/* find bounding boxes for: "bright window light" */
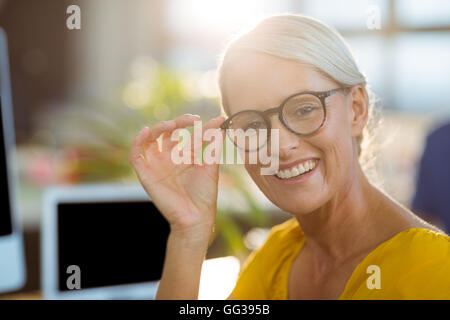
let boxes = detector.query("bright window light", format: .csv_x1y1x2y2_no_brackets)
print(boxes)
167,0,292,36
198,256,240,300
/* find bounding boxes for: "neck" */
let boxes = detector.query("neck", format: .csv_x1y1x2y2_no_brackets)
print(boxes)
295,165,383,262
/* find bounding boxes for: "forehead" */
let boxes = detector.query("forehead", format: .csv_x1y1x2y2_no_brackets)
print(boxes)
222,52,336,115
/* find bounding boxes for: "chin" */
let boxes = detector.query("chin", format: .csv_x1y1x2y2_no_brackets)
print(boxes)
258,183,328,215
276,197,325,216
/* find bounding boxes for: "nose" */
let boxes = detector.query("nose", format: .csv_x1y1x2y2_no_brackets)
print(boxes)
268,114,300,159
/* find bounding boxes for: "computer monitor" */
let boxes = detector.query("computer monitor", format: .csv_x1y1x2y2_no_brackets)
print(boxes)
0,27,26,293
41,184,170,299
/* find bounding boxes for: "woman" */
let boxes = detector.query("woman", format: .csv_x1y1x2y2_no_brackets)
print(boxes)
129,14,450,299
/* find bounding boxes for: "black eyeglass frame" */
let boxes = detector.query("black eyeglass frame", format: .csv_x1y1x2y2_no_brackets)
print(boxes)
220,87,347,141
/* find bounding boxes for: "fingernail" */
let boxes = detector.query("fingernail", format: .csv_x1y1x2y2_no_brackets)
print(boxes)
185,113,200,118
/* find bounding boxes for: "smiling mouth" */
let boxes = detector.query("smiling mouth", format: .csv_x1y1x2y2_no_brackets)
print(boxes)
274,159,318,180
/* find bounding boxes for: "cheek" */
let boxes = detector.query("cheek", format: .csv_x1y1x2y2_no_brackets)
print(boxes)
244,163,260,180
244,163,273,192
315,114,355,183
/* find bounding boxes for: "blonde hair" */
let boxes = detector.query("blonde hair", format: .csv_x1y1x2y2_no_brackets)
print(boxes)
217,13,379,174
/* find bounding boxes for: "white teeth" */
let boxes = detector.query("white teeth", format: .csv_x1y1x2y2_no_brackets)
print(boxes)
275,160,317,179
298,164,305,174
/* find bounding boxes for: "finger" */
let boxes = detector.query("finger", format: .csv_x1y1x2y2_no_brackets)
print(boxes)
201,117,226,173
203,115,226,130
129,126,151,170
200,116,226,149
163,128,185,154
144,114,200,155
141,120,176,156
191,116,226,165
203,131,225,167
161,114,200,152
146,120,176,144
173,113,201,127
159,115,225,165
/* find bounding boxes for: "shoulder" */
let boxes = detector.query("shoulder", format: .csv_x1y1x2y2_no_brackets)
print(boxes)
402,228,450,271
231,218,303,299
385,227,450,261
369,227,450,274
346,228,450,299
388,228,450,298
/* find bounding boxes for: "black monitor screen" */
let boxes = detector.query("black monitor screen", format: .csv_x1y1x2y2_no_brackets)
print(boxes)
57,201,170,291
0,99,13,237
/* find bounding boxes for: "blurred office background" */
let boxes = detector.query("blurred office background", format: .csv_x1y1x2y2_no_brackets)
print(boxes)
0,0,449,298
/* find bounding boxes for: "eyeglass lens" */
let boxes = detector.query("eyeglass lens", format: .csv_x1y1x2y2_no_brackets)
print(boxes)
226,93,325,151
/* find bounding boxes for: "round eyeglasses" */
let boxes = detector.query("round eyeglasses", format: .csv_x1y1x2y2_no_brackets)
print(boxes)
220,87,347,151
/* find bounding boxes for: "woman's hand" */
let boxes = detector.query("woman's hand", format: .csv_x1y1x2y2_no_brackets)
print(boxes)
129,114,225,243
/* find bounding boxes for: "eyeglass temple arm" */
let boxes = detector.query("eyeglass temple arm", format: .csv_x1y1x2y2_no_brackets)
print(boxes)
317,87,346,99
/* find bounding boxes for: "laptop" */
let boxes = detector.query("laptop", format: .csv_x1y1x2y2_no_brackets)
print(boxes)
0,27,26,294
41,183,170,299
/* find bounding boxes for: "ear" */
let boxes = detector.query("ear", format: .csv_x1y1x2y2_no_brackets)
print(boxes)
348,85,369,138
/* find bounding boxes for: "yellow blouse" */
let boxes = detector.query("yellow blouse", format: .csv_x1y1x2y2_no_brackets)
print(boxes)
231,218,450,299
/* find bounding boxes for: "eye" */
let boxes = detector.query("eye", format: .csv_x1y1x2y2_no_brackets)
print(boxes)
295,105,315,116
244,120,264,131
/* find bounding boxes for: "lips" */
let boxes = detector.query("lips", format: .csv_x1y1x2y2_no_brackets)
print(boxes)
275,159,318,179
